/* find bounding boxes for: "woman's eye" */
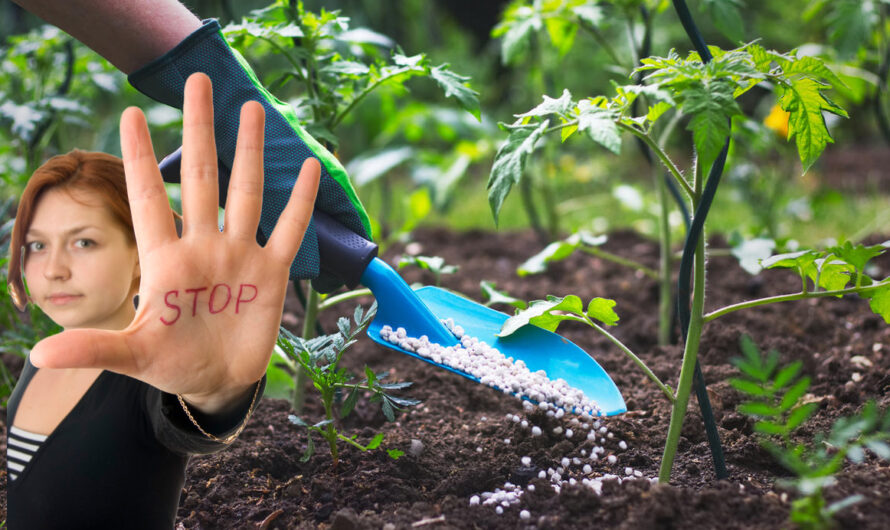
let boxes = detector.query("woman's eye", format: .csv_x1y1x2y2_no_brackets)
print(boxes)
74,239,95,249
26,241,44,252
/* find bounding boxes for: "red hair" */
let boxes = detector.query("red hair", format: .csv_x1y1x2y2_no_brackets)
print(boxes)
7,150,134,311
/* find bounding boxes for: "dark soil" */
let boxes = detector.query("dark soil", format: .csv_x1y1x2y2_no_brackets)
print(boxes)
2,227,889,529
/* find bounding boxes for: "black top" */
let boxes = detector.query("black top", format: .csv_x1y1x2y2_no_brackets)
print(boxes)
6,358,264,529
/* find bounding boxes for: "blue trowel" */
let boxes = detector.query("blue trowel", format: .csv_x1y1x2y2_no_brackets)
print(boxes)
160,149,625,415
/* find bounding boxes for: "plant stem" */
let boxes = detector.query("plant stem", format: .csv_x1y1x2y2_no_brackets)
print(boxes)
655,169,673,345
579,22,626,68
321,391,339,467
585,318,675,403
703,280,890,323
659,222,706,483
293,286,321,412
578,246,659,280
318,288,373,312
618,122,694,199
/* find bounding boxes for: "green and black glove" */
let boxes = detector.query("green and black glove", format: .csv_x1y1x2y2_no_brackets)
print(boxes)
129,19,371,293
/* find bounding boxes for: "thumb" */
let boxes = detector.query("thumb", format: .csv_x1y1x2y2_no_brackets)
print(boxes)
30,329,136,374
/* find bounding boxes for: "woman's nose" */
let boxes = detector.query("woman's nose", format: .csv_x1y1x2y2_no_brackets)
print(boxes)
43,248,72,280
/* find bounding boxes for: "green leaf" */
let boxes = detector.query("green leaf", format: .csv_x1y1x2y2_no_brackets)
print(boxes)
430,64,481,120
646,101,673,125
865,284,890,324
546,16,578,57
586,298,620,326
488,120,549,226
772,360,803,391
288,414,308,427
828,241,887,275
322,60,370,76
300,434,315,463
576,100,621,154
784,56,847,92
517,239,579,276
366,432,385,450
516,89,574,120
573,5,604,27
824,1,881,59
810,258,853,292
381,398,395,422
684,80,738,171
480,281,528,309
739,402,781,417
826,494,865,516
780,77,838,172
754,420,788,436
498,294,585,337
398,255,459,278
386,395,422,407
787,403,818,432
341,387,359,418
865,440,890,460
346,146,414,186
729,378,771,397
847,444,866,463
780,377,811,412
387,448,405,459
761,250,815,270
264,355,295,400
702,0,745,43
497,11,540,65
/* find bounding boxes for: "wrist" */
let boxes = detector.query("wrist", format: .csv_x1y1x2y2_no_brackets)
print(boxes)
180,383,256,415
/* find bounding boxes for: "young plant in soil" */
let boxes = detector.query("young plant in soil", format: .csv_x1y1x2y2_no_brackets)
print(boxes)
398,255,459,287
496,43,890,483
275,303,419,467
731,335,890,529
225,1,480,412
490,0,680,344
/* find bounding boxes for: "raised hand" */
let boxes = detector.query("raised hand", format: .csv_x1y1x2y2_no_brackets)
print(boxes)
29,73,320,412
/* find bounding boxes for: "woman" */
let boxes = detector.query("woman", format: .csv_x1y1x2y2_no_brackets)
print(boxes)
5,73,320,528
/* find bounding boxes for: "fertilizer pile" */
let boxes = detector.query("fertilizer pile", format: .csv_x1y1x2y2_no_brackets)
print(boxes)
379,321,652,523
379,319,603,417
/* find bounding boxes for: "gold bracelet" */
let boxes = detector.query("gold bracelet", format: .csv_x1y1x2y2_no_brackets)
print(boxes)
176,379,262,444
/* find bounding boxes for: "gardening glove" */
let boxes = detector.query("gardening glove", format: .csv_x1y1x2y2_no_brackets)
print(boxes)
128,19,371,293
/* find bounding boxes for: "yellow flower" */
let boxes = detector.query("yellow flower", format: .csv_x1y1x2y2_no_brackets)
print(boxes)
764,104,790,138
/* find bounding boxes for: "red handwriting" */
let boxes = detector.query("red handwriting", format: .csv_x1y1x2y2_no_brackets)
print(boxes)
160,283,259,325
161,290,181,325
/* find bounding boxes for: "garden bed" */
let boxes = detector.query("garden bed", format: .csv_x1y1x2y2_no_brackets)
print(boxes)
2,228,889,529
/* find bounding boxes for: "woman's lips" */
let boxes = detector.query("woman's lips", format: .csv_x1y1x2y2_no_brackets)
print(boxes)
47,294,82,305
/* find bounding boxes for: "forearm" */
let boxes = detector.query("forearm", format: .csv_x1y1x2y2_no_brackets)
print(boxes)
11,0,201,73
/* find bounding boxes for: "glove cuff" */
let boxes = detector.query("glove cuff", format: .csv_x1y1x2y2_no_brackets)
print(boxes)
128,19,373,292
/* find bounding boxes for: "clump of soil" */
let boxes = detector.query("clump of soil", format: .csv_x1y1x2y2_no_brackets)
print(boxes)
2,228,889,529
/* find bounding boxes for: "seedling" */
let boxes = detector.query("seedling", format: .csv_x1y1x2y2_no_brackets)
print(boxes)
225,1,480,412
494,38,890,485
398,255,459,287
275,303,419,467
731,335,890,530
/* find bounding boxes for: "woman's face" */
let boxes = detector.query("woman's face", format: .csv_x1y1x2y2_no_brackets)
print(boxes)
23,187,140,331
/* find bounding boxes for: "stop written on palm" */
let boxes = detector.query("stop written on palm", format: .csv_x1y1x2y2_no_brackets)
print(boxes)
30,72,321,414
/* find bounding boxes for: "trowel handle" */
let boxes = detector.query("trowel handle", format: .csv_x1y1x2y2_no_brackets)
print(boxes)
159,148,378,289
313,210,378,288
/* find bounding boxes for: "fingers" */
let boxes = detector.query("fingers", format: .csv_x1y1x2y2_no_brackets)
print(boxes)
30,329,136,375
120,107,177,253
181,73,220,235
265,158,320,265
223,101,265,240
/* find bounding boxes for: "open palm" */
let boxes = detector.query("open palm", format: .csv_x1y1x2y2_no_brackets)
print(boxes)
30,73,319,410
